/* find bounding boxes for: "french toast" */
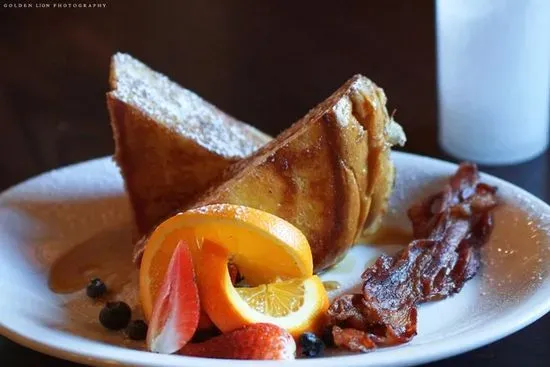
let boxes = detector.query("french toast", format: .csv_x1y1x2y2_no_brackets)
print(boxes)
107,53,271,235
190,75,406,272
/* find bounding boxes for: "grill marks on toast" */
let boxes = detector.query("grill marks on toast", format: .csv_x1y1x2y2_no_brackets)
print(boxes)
108,55,406,271
190,75,405,271
319,112,358,269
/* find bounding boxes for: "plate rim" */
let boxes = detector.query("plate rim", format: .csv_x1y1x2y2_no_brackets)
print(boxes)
0,151,549,367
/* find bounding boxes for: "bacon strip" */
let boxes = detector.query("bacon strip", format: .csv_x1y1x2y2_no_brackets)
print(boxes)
327,163,498,352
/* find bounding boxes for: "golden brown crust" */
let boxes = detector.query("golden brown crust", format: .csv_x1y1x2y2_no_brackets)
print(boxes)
350,85,401,241
108,54,407,270
191,75,405,271
107,53,271,234
108,94,240,233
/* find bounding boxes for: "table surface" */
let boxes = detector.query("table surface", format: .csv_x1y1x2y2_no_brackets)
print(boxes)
0,1,549,366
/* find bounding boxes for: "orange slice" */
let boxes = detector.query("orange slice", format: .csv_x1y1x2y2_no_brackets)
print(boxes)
139,204,313,321
197,240,329,337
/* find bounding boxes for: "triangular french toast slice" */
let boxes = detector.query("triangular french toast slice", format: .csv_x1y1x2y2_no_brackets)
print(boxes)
107,53,271,235
191,75,406,272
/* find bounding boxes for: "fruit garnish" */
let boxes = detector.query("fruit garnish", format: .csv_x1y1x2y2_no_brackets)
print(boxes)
126,320,148,341
197,309,216,331
180,323,296,360
86,278,107,298
99,301,131,330
197,240,329,338
228,262,242,285
194,264,240,333
139,204,313,321
299,331,325,358
146,241,199,354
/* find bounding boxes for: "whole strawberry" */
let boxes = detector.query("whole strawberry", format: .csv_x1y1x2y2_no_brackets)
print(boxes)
181,323,296,360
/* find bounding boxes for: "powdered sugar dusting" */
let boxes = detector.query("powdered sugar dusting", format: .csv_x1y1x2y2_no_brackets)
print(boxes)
333,97,352,127
1,155,550,364
110,53,267,158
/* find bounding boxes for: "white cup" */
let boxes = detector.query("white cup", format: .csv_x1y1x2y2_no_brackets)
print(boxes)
437,0,550,165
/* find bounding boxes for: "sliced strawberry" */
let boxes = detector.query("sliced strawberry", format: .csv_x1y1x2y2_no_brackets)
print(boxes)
180,323,296,360
147,241,200,354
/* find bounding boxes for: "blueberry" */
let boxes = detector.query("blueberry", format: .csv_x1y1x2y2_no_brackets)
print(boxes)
299,332,325,357
321,326,335,348
126,320,148,340
86,278,107,298
99,301,131,330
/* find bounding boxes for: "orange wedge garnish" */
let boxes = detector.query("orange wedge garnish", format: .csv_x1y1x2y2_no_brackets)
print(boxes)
197,240,329,337
139,204,314,322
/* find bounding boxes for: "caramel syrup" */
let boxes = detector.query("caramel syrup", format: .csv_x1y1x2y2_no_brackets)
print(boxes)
366,226,413,246
323,280,341,291
48,227,135,295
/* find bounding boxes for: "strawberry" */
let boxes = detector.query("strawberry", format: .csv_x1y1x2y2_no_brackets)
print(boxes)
227,262,242,285
180,323,296,360
197,309,216,331
147,241,200,354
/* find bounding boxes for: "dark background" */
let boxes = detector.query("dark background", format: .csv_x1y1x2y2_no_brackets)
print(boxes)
0,1,548,366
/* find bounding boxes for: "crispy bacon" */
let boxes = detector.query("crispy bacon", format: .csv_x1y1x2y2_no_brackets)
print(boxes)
327,163,498,352
332,326,376,353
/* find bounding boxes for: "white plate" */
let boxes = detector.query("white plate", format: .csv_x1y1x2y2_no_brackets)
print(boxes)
0,152,549,367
